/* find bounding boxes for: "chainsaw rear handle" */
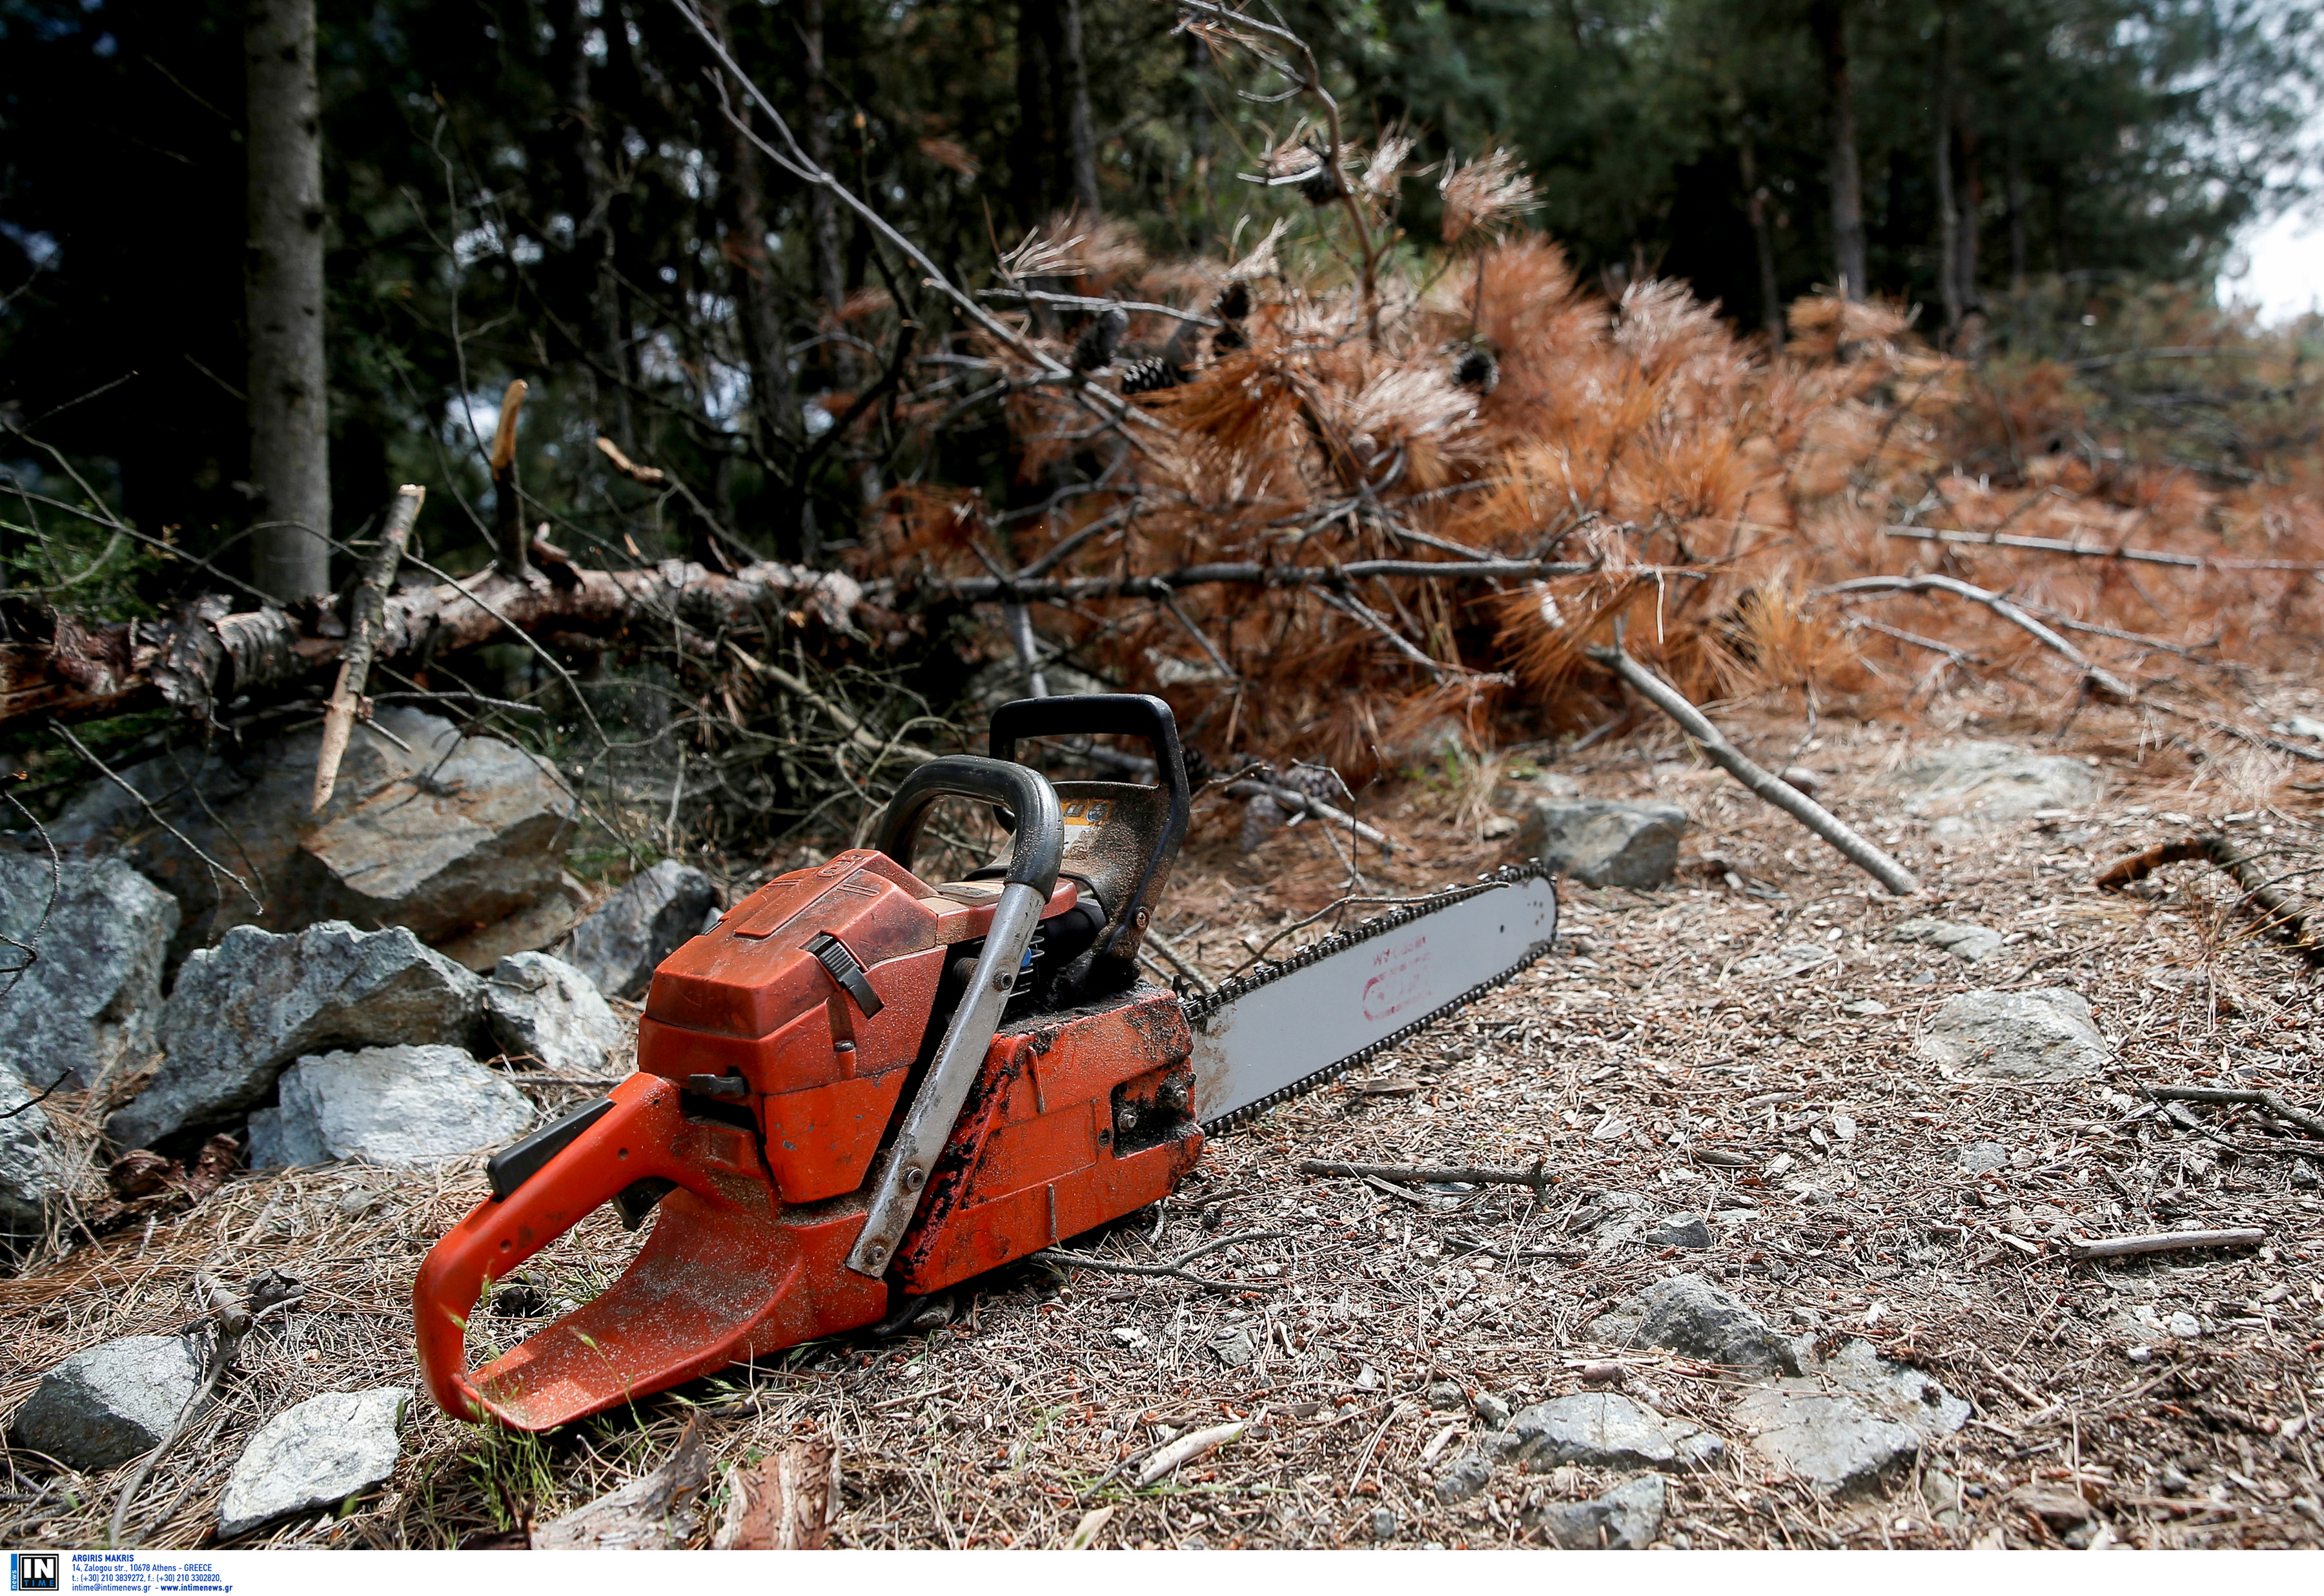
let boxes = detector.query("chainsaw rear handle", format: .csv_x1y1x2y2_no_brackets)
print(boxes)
873,755,1065,895
988,693,1190,963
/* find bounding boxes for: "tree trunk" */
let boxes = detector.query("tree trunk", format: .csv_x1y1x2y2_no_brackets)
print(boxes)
703,0,800,464
1012,0,1066,221
803,0,853,392
1955,121,1983,312
244,0,332,601
1932,10,1962,338
1809,0,1866,300
547,0,633,448
2005,134,2026,292
1063,0,1101,216
1739,127,1784,347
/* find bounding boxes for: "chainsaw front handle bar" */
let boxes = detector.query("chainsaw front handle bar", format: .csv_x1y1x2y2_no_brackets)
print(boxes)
873,755,1065,895
849,756,1065,1278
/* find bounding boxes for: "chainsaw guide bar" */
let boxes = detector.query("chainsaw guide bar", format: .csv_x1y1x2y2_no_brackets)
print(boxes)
1187,861,1561,1134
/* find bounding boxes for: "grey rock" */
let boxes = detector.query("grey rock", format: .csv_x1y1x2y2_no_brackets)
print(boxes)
1425,1378,1467,1410
0,849,179,1092
1737,943,1836,978
560,861,719,999
1644,1212,1713,1249
1957,1141,2012,1174
51,708,581,965
1525,1475,1665,1549
1473,1392,1513,1429
1894,741,2100,835
109,922,485,1149
1516,801,1688,889
0,1064,68,1231
484,952,623,1076
1732,1387,1919,1496
247,1045,531,1169
1369,1507,1398,1540
1815,1339,1971,1439
1915,987,2108,1083
1206,1325,1258,1369
1507,1391,1723,1473
10,1335,204,1471
1588,1273,1801,1375
217,1387,409,1538
1432,1451,1496,1504
1890,917,2004,962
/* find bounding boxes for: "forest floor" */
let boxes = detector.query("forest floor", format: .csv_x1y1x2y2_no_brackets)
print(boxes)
6,689,2324,1551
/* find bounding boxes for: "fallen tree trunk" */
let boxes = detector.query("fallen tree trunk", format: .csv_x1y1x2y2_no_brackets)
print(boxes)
0,556,873,733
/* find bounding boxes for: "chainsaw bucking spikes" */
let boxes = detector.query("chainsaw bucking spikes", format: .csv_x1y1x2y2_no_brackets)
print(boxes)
414,700,1207,1431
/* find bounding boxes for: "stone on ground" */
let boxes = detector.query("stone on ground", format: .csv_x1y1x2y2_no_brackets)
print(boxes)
1432,1451,1496,1504
247,1045,531,1169
1736,943,1835,978
1731,1387,1919,1496
1890,917,2004,962
108,923,485,1149
484,952,623,1076
1815,1338,1972,1438
217,1387,409,1538
1587,1273,1802,1374
1915,987,2108,1083
1524,1474,1665,1549
0,1065,68,1230
1957,1140,2012,1174
1893,741,2100,835
561,860,719,999
9,1335,205,1471
50,707,582,963
1644,1213,1713,1249
1507,1391,1724,1471
1515,800,1687,889
0,848,179,1092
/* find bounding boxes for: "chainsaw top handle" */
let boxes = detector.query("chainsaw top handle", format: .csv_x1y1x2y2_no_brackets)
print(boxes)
873,754,1066,895
986,693,1189,965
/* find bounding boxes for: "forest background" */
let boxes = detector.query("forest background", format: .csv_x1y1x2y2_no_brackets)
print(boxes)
3,0,2323,864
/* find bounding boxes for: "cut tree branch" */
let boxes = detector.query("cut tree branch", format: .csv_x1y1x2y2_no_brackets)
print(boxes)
1586,644,1919,895
311,485,423,812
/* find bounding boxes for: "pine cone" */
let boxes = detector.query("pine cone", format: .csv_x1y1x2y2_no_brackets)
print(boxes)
1453,346,1500,394
1070,306,1129,372
1239,792,1287,854
1121,356,1182,394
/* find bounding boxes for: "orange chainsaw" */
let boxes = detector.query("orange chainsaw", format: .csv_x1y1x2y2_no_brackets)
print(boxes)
414,695,1558,1429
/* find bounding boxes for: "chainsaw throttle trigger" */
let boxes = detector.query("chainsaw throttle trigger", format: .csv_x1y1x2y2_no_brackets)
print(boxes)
806,932,884,1016
487,1096,614,1200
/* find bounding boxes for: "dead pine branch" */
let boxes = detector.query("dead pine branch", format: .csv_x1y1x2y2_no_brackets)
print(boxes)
2066,1228,2266,1263
1221,779,1392,853
1033,1228,1289,1292
1882,524,2324,574
2146,1084,2324,1140
1297,1158,1554,1197
1584,644,1919,896
2095,833,2324,965
312,485,424,812
1819,572,2141,702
